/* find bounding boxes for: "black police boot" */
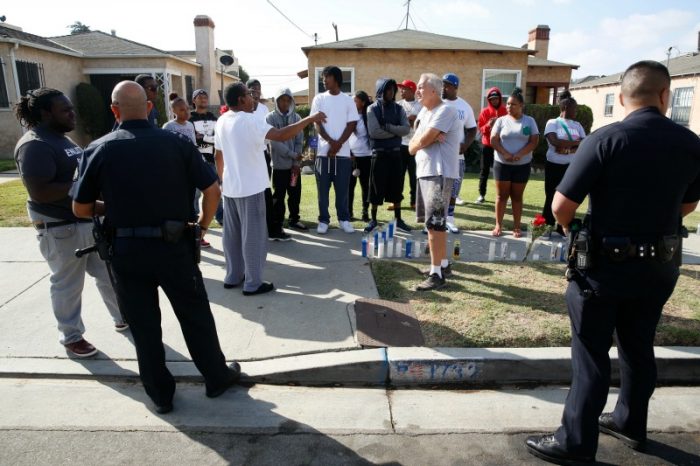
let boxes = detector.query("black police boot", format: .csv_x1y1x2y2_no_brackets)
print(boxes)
525,434,595,465
598,413,646,451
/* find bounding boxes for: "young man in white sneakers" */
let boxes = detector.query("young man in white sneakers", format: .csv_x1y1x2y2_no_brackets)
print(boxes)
409,73,462,291
310,66,358,234
441,73,477,234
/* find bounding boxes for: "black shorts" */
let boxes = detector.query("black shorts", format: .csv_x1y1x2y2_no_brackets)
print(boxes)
493,161,531,183
369,149,404,205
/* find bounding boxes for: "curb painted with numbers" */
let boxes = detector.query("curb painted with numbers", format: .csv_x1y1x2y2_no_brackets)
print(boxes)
1,346,699,387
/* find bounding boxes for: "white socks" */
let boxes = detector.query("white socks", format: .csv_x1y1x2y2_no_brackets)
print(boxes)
440,259,449,268
430,265,442,277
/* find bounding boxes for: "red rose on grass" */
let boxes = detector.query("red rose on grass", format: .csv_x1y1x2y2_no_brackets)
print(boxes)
533,214,547,227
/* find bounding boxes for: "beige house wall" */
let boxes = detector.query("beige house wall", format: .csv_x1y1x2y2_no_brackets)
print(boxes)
0,44,87,157
527,66,571,84
307,49,529,112
572,75,700,134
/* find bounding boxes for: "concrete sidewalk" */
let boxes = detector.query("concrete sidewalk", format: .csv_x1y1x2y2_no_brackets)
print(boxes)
1,226,699,386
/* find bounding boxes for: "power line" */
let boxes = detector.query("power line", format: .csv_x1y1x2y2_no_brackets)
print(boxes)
266,0,315,41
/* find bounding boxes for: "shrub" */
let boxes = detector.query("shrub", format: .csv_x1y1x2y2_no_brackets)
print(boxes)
75,83,109,139
524,104,593,167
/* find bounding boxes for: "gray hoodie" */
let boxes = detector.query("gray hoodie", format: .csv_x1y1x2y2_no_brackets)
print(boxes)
266,88,303,170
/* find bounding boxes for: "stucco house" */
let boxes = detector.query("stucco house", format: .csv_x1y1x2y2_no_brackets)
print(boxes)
570,46,700,134
0,15,237,158
301,25,577,111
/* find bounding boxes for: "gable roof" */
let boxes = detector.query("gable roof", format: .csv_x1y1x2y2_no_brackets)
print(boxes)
50,30,172,57
302,29,534,55
571,53,700,89
528,56,579,69
0,24,76,54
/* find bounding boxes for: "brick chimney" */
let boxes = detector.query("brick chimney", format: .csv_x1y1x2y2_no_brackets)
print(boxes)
194,15,216,97
528,25,550,59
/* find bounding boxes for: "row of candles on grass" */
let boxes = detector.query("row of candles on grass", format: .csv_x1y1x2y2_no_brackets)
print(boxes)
360,220,568,261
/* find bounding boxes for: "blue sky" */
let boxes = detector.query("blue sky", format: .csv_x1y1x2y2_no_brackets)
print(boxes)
3,0,699,94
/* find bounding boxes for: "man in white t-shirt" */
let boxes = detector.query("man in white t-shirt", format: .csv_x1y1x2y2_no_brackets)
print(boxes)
409,73,462,291
310,66,359,234
215,83,325,295
397,79,422,210
442,73,477,233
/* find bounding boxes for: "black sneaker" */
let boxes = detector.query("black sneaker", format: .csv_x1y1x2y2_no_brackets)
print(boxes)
363,219,378,233
288,220,308,230
268,232,292,242
420,263,452,278
395,218,412,233
242,281,275,296
415,273,446,291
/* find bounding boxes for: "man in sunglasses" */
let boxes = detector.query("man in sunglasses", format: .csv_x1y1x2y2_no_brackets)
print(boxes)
135,74,160,126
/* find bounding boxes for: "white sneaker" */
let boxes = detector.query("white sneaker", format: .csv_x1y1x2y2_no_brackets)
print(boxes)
455,197,465,205
316,222,329,235
475,195,485,204
339,220,354,233
446,221,459,234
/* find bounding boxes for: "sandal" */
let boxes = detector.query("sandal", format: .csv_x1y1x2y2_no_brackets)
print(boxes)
513,229,522,238
491,227,502,237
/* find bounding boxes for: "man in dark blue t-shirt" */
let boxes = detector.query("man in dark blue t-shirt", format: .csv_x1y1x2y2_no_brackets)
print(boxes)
526,61,700,464
72,81,239,414
13,87,125,358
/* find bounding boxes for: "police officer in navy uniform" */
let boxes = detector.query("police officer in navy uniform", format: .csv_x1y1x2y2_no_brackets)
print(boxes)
72,81,239,414
526,61,700,464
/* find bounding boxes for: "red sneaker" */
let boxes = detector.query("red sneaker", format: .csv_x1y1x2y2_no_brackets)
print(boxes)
64,339,98,358
200,238,211,248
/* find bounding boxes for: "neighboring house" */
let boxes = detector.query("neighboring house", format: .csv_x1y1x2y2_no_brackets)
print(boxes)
292,88,309,106
570,46,700,134
0,15,238,158
301,25,577,111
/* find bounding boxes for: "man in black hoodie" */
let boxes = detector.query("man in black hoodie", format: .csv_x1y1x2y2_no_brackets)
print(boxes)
364,78,411,233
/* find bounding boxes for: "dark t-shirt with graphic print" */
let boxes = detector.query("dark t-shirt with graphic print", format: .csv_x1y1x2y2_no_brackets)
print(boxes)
14,126,83,221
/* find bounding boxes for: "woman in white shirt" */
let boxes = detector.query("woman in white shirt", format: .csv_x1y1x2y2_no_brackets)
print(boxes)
542,91,586,235
348,91,373,222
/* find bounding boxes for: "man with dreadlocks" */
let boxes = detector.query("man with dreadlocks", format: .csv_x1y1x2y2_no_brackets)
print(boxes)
13,88,127,358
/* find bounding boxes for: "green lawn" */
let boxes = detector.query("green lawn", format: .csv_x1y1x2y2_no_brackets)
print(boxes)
373,260,700,347
2,171,699,231
0,160,16,172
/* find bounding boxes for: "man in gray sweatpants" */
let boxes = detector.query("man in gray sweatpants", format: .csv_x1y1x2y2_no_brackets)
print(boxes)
13,87,126,358
214,83,326,295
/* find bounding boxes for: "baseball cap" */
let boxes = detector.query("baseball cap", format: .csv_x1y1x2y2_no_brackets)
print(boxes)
192,89,208,100
397,79,417,92
442,73,459,87
487,90,501,98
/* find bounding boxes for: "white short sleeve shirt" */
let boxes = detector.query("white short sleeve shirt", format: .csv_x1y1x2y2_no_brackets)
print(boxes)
215,111,273,198
310,91,359,157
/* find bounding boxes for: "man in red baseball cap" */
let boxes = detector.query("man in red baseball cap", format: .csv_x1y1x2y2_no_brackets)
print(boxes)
397,79,422,210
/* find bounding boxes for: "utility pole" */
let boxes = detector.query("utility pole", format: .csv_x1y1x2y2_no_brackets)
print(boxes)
332,23,338,41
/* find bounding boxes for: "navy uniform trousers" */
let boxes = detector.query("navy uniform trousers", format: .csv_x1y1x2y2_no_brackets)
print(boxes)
110,237,231,406
554,259,679,456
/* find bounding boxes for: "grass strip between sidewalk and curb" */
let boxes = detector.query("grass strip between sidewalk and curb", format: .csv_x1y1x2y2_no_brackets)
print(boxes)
372,260,700,348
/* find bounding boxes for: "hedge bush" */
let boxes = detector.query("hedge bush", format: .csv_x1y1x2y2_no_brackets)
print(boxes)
75,83,109,139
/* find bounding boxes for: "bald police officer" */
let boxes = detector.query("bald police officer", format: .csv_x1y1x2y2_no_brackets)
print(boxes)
72,81,238,414
526,61,700,463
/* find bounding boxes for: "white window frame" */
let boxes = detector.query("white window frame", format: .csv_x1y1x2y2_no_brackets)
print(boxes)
0,57,9,109
604,93,614,117
481,69,522,110
670,87,694,127
314,67,355,96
